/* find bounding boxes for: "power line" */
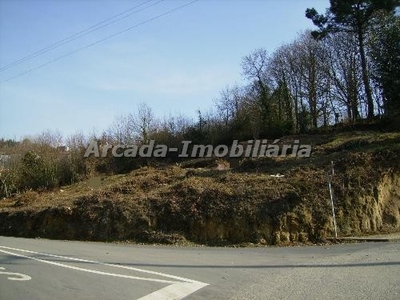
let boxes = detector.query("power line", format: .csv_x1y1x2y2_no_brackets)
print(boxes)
0,0,162,72
0,0,199,84
0,0,164,72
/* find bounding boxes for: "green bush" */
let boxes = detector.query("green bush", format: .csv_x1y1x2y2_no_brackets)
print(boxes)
18,151,58,190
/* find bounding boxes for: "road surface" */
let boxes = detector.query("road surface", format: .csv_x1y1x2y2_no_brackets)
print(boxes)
0,236,399,299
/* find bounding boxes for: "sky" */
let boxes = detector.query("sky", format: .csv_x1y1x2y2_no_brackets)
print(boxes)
0,0,329,141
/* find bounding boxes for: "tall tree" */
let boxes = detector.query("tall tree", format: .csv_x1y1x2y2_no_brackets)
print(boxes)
241,48,273,136
306,0,399,119
269,47,294,126
322,32,362,121
271,42,305,132
295,32,328,128
368,13,400,114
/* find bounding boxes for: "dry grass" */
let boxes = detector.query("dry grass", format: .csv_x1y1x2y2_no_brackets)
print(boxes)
0,130,399,245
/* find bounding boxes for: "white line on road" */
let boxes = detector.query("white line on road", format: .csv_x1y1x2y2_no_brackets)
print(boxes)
0,248,177,284
138,281,209,300
0,245,209,299
0,267,31,281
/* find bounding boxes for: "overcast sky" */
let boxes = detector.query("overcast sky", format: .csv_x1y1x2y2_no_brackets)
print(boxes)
0,0,329,140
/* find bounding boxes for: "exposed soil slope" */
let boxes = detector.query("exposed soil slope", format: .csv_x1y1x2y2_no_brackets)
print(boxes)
0,131,399,245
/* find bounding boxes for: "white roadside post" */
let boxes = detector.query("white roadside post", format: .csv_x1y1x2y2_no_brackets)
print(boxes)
328,161,338,239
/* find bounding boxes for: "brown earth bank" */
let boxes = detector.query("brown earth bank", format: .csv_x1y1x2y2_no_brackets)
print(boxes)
0,130,399,246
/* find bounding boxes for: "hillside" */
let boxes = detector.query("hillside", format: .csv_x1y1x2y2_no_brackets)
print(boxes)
0,130,399,246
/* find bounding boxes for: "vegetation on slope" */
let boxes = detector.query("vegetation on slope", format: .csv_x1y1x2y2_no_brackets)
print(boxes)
1,130,399,245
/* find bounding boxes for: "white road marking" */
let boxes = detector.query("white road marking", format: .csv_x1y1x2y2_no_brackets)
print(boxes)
0,248,177,284
0,267,31,281
0,245,208,299
138,281,209,300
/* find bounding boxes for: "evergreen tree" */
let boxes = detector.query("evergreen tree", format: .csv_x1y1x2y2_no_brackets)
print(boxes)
306,0,399,119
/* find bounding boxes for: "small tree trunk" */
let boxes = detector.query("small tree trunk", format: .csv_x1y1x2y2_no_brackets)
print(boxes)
358,29,374,119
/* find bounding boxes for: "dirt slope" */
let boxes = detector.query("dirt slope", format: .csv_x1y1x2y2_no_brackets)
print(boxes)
0,131,399,245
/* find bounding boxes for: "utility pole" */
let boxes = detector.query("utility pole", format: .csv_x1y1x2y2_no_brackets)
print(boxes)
327,161,338,239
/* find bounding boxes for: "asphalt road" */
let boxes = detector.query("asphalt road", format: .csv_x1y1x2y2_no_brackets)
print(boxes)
0,236,399,299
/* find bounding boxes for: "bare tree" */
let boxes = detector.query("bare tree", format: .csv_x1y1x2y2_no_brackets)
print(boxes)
242,48,269,84
295,32,329,128
129,102,158,144
322,32,363,121
215,84,244,127
270,42,303,131
241,48,274,135
65,132,87,150
105,114,135,144
35,130,63,148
